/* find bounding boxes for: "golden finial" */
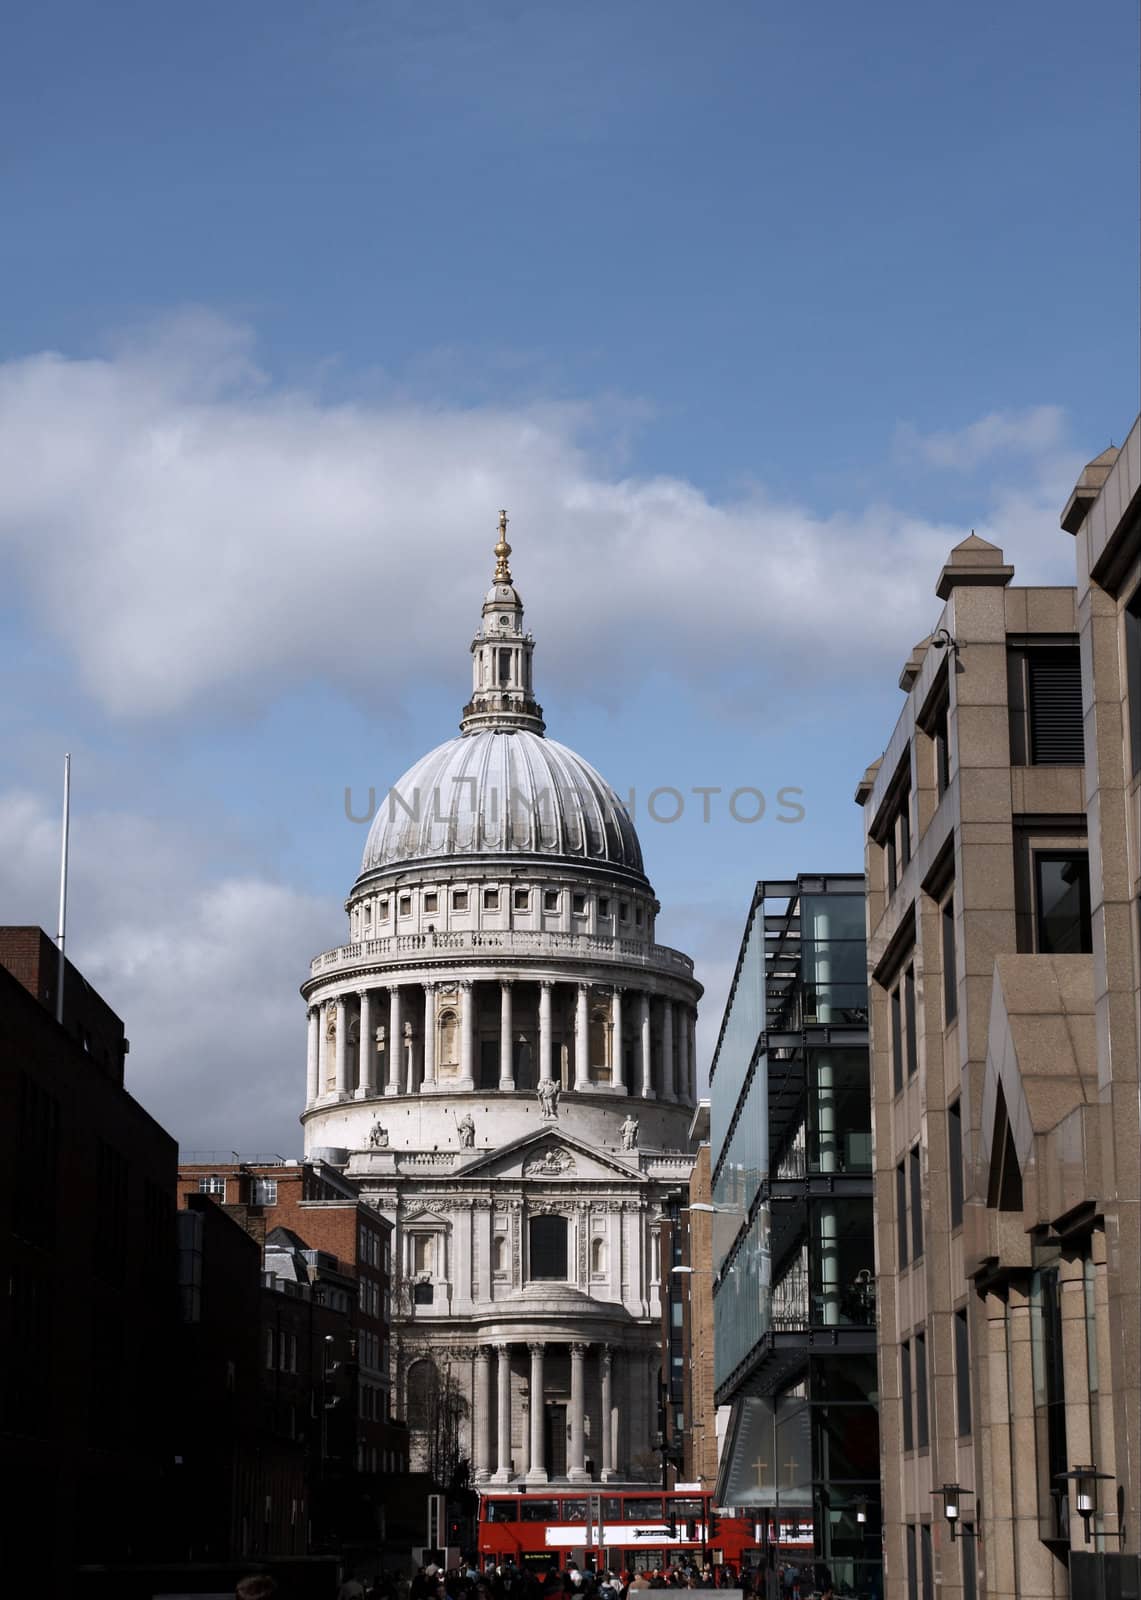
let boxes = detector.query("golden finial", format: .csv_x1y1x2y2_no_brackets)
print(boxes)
493,507,513,583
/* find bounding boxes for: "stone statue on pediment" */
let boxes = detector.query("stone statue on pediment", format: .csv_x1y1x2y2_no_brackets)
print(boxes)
538,1078,560,1120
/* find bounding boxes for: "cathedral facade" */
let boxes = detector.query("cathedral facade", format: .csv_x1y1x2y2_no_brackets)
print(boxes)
300,516,701,1486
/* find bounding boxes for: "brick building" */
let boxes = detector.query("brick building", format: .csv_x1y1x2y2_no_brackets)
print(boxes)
682,1101,720,1491
0,928,177,1593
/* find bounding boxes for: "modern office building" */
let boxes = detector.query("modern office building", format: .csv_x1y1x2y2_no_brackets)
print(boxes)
710,876,880,1595
855,424,1139,1600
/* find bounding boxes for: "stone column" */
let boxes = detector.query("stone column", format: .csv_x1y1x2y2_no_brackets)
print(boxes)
677,1006,689,1103
459,980,475,1089
527,1342,547,1482
575,984,591,1090
662,999,675,1102
422,983,436,1089
601,1345,616,1480
494,1344,513,1482
499,981,515,1091
334,996,350,1096
356,990,373,1098
639,993,653,1098
318,1002,330,1095
306,1006,320,1104
688,1010,697,1100
611,988,625,1092
474,1346,492,1482
569,1342,588,1480
386,987,402,1095
538,981,554,1085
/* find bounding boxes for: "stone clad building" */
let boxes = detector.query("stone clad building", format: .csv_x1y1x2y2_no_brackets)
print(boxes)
300,517,701,1486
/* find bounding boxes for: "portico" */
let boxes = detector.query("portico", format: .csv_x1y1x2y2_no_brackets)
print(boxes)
474,1336,625,1485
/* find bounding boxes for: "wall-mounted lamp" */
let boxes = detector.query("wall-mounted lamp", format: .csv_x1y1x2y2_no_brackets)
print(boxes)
855,1497,868,1526
1055,1466,1113,1544
931,627,961,656
931,1483,974,1541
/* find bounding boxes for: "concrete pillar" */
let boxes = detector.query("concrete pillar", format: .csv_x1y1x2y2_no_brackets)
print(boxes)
499,981,515,1091
569,1342,588,1480
356,990,373,1098
306,1007,320,1104
612,988,625,1092
494,1345,513,1482
639,992,653,1098
677,1006,689,1103
662,999,675,1101
474,1346,492,1482
334,996,349,1096
601,1345,616,1480
318,1003,330,1095
527,1342,546,1482
422,983,436,1089
386,987,402,1095
459,980,475,1090
687,1010,697,1100
575,983,591,1090
538,981,554,1085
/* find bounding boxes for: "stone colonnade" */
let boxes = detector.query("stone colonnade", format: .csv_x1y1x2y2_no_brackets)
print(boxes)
305,978,697,1109
472,1339,620,1485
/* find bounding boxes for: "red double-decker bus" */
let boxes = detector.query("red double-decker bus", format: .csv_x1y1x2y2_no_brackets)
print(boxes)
477,1489,766,1574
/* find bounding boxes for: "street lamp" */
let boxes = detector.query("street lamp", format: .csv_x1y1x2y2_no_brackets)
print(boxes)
1055,1466,1114,1545
930,1484,974,1541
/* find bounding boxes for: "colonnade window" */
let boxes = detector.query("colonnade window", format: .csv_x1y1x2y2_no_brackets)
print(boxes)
528,1214,568,1280
590,1237,607,1276
484,888,499,910
513,888,530,910
424,891,438,913
453,889,469,911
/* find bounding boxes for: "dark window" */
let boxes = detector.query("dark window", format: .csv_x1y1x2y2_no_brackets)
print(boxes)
942,896,958,1024
1127,586,1141,776
513,887,530,911
910,1146,924,1261
955,1307,972,1436
1035,851,1092,953
484,888,500,910
529,1215,568,1280
623,1497,664,1521
891,986,904,1096
452,889,468,911
14,1074,60,1248
905,1524,918,1600
887,832,897,894
933,695,951,796
412,1282,433,1305
896,1161,909,1269
572,893,587,915
904,965,918,1078
948,1099,964,1229
1028,648,1084,763
962,1522,978,1600
920,1523,934,1600
901,1341,913,1452
520,1499,559,1522
561,1499,589,1521
915,1329,929,1448
543,890,559,913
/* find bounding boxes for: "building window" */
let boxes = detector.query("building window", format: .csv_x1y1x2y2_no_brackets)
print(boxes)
424,891,439,913
572,892,587,916
948,1098,964,1229
905,1525,918,1600
598,897,611,917
1035,851,1092,953
513,887,530,911
910,1145,924,1261
452,889,469,911
891,985,904,1096
252,1177,277,1206
484,888,500,910
528,1214,568,1281
492,1235,508,1274
543,890,559,913
904,965,918,1078
413,1282,433,1306
363,903,372,926
901,1340,914,1451
896,1161,909,1269
199,1175,226,1198
1008,643,1084,764
933,691,951,797
920,1523,934,1600
590,1237,607,1276
265,1329,275,1369
411,1235,435,1275
942,895,958,1024
619,901,629,921
399,893,412,917
379,897,390,920
955,1307,972,1436
1126,585,1141,776
635,905,644,925
915,1328,929,1448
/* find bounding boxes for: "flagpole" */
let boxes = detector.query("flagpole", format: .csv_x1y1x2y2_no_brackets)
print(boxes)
56,753,71,1025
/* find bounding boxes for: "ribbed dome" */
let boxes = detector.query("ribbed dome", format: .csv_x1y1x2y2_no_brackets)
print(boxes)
360,728,645,877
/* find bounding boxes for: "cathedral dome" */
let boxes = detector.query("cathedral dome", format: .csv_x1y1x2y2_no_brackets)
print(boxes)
360,727,645,879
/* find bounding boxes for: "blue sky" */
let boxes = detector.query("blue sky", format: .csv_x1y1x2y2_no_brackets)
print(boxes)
1,0,1137,1152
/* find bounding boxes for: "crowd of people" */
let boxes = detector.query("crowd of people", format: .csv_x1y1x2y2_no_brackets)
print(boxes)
330,1558,835,1600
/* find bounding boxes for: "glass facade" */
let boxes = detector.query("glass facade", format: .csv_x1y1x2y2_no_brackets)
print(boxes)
710,905,765,1171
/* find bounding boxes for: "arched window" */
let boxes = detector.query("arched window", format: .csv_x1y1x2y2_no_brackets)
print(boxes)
438,1010,458,1072
528,1214,568,1281
590,1237,607,1276
492,1235,508,1274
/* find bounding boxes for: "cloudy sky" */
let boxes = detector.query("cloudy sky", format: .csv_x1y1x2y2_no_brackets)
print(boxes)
1,0,1136,1155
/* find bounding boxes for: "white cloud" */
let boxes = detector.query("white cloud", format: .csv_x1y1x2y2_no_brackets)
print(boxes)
895,405,1069,472
0,314,1079,722
0,785,330,1154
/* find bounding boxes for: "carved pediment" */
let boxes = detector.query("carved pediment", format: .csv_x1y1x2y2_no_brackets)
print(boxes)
522,1147,576,1177
455,1127,646,1184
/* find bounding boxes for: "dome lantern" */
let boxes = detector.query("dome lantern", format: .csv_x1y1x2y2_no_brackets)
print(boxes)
460,510,546,736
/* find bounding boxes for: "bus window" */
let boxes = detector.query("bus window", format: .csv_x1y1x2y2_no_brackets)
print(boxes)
671,1498,703,1519
601,1497,622,1520
520,1500,559,1522
561,1499,589,1521
486,1500,520,1522
623,1497,663,1521
629,1551,664,1573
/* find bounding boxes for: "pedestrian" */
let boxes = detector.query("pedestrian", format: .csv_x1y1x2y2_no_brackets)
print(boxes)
236,1580,277,1600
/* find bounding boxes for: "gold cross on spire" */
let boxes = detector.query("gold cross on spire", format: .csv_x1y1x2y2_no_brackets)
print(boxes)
493,508,513,584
